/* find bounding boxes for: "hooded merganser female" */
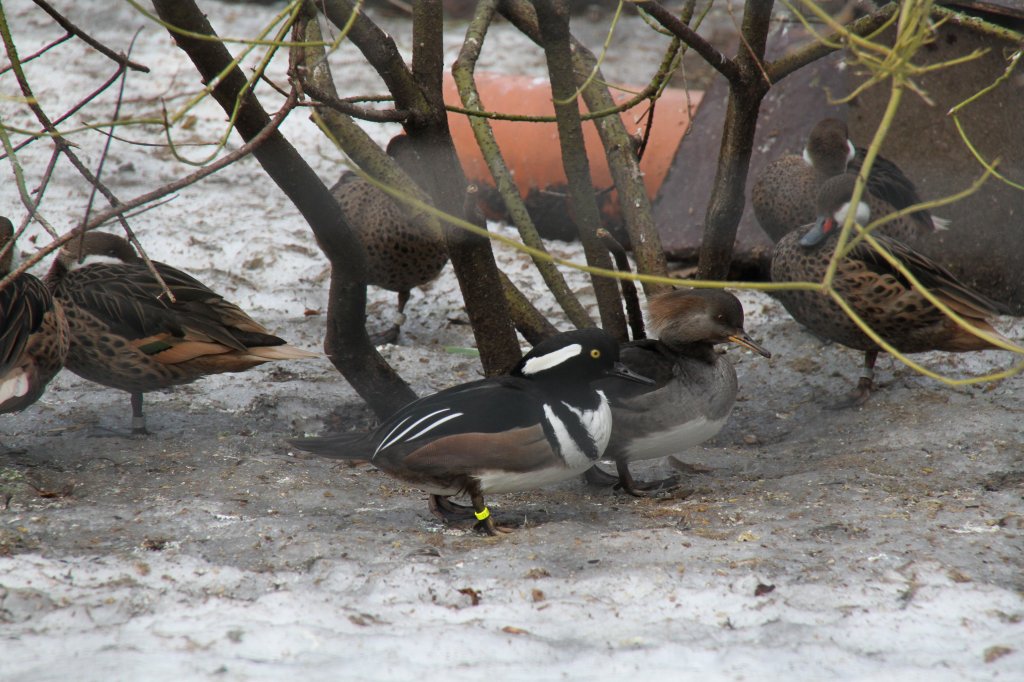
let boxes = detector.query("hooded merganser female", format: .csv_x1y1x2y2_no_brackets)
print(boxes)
330,136,448,344
46,232,317,433
753,118,944,243
771,173,1013,404
0,217,70,413
290,328,654,535
588,289,770,496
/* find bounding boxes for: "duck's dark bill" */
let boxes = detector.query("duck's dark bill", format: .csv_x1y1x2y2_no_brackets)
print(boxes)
607,362,656,385
799,218,828,247
728,333,772,359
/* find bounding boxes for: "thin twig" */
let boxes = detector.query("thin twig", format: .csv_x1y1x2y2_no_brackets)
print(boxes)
0,63,128,161
0,91,300,294
0,115,60,238
598,229,645,340
639,0,742,83
300,77,410,122
0,31,71,75
452,0,593,330
78,30,141,268
31,0,150,72
766,4,898,82
0,10,176,299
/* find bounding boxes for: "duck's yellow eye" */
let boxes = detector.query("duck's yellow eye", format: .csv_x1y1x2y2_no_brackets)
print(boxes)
590,349,601,359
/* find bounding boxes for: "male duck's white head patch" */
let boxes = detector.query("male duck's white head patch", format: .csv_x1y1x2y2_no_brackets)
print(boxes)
846,139,856,164
520,343,582,376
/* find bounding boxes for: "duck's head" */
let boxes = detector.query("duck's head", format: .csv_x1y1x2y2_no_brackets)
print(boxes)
647,289,771,358
799,174,871,248
514,328,653,387
56,232,139,271
803,118,856,177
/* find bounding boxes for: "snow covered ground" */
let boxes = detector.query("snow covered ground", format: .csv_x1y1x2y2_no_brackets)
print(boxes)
1,2,1022,680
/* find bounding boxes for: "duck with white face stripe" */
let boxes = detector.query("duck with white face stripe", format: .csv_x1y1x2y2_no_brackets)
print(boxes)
290,328,653,535
771,173,1014,405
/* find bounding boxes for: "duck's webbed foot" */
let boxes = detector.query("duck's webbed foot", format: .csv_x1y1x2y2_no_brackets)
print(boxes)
429,494,477,522
583,464,620,487
830,351,877,409
615,461,680,498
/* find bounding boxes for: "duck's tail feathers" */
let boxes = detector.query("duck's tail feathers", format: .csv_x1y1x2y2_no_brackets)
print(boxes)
288,432,374,460
943,318,1024,353
931,215,951,231
247,344,319,360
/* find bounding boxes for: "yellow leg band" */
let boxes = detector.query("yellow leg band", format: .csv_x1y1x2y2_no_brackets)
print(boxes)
474,506,490,521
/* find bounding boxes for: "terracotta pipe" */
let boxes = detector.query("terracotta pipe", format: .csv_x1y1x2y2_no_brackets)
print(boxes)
443,72,701,239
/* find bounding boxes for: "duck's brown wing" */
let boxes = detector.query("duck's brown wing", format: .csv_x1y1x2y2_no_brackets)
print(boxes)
55,261,285,352
0,274,50,376
852,235,1011,319
401,425,559,477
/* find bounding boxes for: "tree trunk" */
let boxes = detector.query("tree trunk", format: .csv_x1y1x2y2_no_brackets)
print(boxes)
151,0,416,417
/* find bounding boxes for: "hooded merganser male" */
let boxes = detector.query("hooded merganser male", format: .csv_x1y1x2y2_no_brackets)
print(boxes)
330,136,448,344
290,328,654,535
588,289,771,496
0,217,69,413
46,232,317,433
771,173,1014,404
753,118,944,243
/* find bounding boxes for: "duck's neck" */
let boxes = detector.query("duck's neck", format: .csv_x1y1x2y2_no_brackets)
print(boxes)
660,339,718,364
44,258,69,287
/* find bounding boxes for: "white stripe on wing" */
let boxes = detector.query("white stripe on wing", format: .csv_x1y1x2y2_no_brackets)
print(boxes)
405,411,464,441
376,408,451,454
376,416,413,454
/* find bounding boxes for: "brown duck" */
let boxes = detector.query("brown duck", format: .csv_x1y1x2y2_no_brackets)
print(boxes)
46,232,316,433
753,117,944,243
771,173,1014,404
0,217,69,413
330,136,448,344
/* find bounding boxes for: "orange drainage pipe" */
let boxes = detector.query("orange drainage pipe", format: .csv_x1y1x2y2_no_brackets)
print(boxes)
443,72,701,231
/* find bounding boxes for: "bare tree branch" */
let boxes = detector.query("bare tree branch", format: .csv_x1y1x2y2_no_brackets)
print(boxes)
766,4,898,82
501,0,670,297
532,0,627,339
639,0,741,83
320,0,522,373
152,0,416,417
0,6,171,295
31,0,150,72
453,0,594,331
301,78,410,122
294,6,434,217
570,38,670,297
695,0,774,279
319,0,424,114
